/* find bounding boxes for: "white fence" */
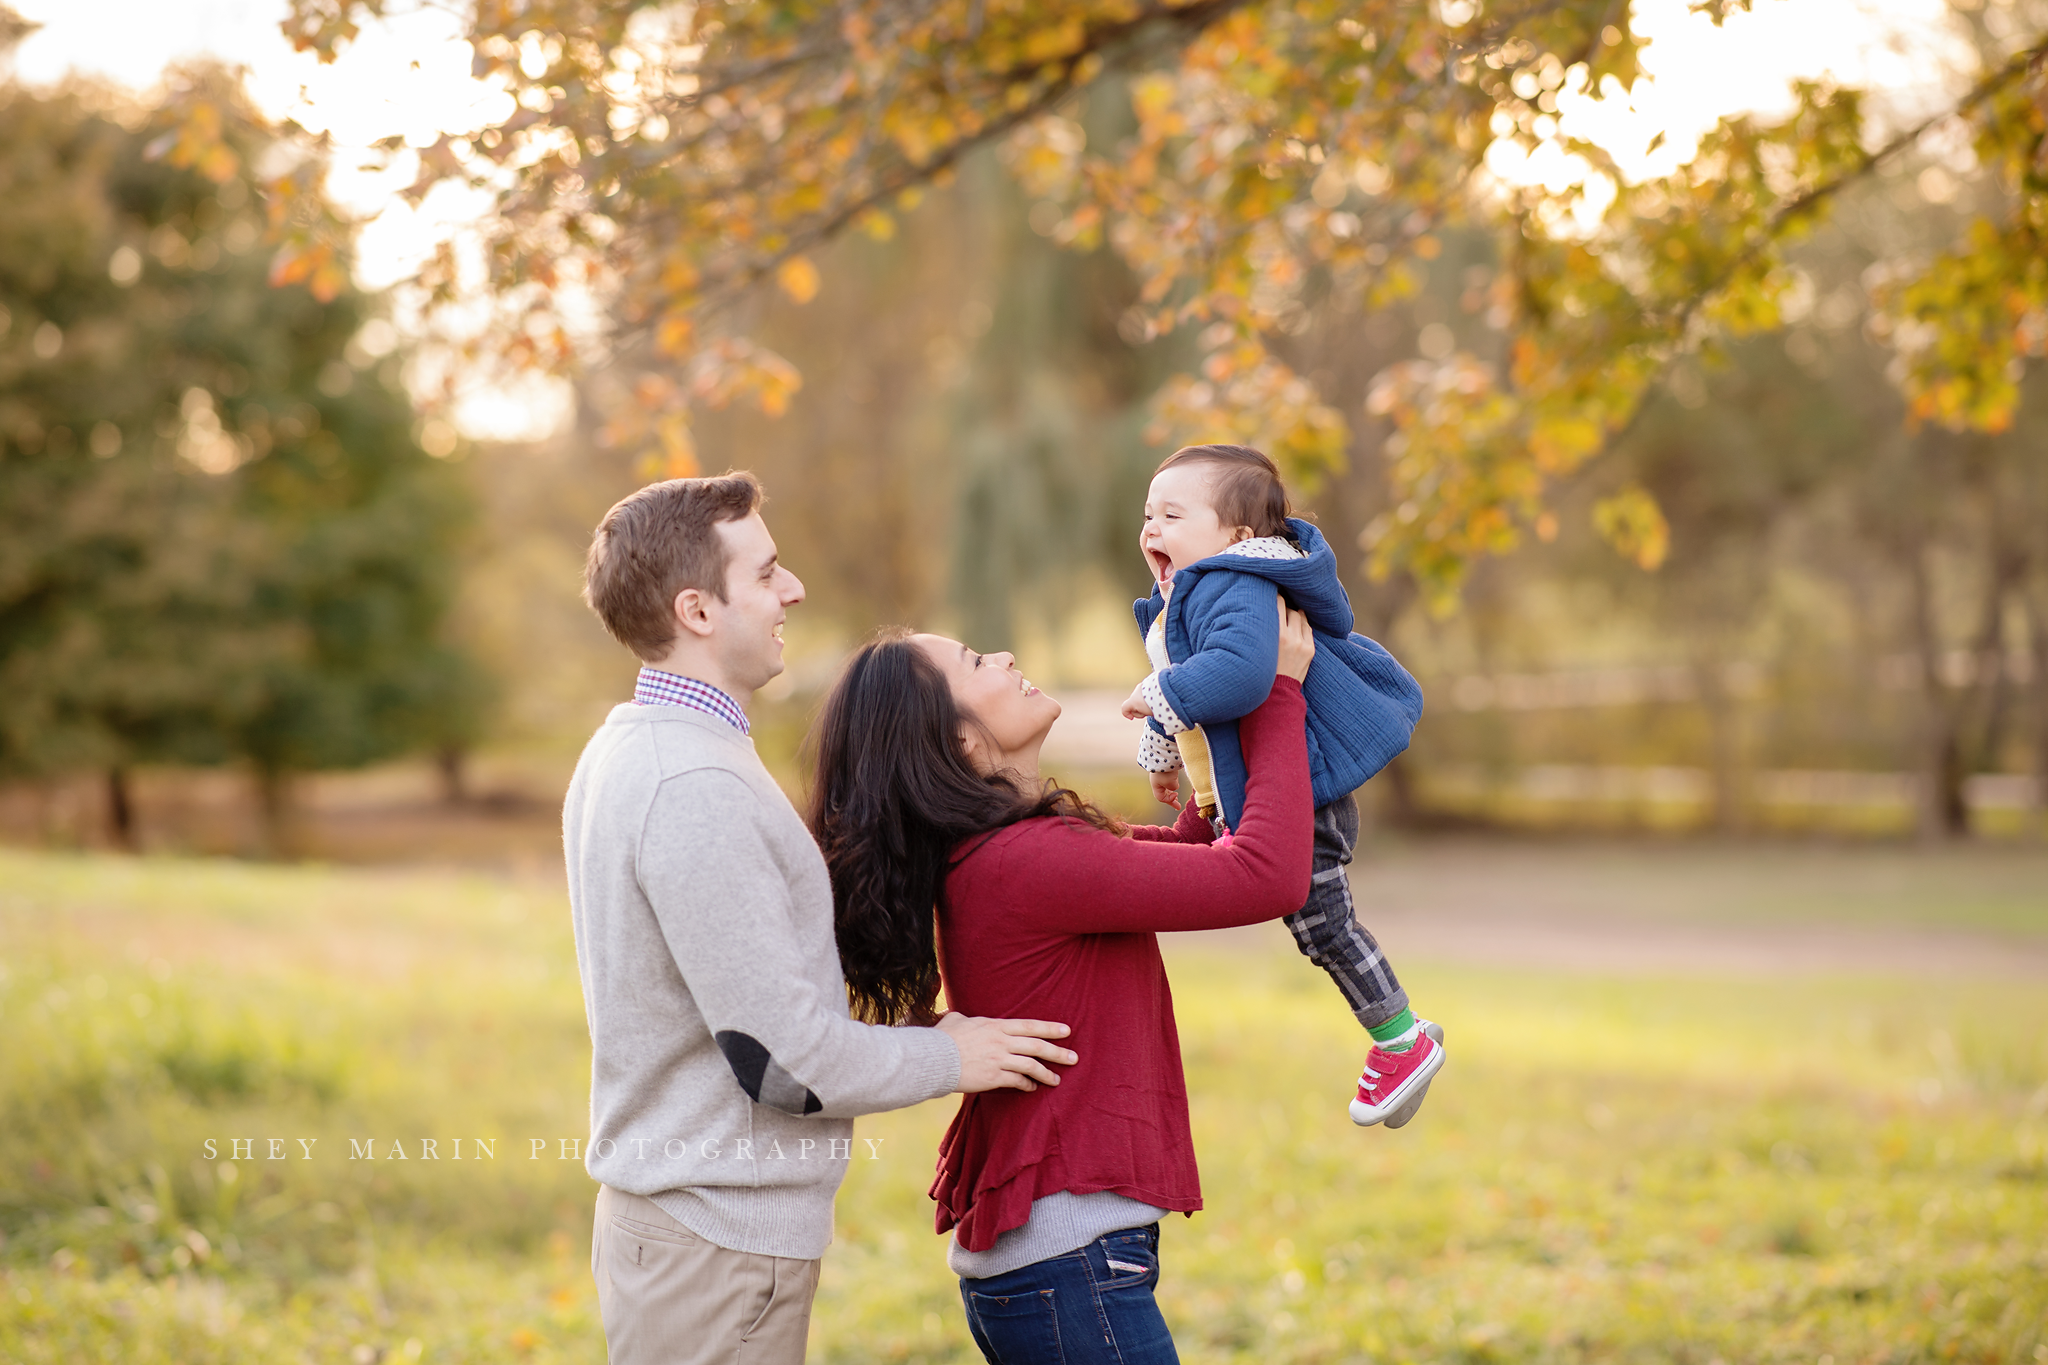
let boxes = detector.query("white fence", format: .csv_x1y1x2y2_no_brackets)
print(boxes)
1037,689,2042,813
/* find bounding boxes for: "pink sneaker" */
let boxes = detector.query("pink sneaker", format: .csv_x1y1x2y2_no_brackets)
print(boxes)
1383,1021,1444,1129
1348,1028,1445,1127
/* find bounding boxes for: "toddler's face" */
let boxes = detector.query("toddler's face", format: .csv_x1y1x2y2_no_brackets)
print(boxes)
1140,463,1246,585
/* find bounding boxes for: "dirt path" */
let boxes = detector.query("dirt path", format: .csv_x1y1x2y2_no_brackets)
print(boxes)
1164,837,2048,978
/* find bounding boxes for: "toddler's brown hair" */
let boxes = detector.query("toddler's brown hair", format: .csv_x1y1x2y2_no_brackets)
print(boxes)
1155,444,1293,540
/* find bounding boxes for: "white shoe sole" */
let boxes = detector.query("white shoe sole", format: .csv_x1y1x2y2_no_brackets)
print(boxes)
1383,1021,1445,1129
1349,1023,1446,1128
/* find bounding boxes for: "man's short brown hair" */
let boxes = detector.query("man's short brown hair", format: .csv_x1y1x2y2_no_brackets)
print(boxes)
583,472,764,661
1155,444,1293,539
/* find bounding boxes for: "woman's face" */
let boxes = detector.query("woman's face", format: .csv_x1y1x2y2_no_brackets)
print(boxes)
912,634,1061,776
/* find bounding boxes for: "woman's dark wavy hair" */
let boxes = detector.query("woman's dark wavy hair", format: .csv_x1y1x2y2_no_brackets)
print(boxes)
807,629,1124,1026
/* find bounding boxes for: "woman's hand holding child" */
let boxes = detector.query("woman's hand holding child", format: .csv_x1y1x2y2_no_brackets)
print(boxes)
1276,596,1314,682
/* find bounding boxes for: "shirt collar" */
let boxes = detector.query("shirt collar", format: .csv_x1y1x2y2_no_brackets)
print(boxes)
632,667,750,736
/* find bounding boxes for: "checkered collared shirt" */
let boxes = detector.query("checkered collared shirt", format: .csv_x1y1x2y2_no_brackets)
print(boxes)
632,667,751,736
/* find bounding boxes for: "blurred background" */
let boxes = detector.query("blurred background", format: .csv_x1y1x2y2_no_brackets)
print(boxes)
5,0,2048,860
3,24,2046,858
2,3,2045,1364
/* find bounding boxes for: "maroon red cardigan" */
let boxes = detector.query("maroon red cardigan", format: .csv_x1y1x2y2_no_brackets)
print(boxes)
930,678,1314,1252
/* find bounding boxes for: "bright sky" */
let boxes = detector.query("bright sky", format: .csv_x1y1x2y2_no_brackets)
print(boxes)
8,0,554,437
8,0,1976,436
1508,0,1971,220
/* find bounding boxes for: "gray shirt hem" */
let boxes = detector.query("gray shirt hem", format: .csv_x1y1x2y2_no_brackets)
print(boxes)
947,1191,1171,1280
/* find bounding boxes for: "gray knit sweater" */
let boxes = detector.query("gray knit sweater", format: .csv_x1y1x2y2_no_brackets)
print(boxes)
563,702,961,1259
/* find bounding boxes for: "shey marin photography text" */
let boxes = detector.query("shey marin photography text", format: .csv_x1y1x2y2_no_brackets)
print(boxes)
198,1136,891,1164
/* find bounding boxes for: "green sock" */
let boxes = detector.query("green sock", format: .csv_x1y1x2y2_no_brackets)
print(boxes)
1369,1008,1420,1052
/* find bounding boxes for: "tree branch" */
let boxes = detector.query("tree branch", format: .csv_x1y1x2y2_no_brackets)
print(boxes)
672,0,1256,322
1572,31,2048,470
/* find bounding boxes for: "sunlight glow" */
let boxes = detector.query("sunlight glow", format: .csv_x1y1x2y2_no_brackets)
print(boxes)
8,0,1980,439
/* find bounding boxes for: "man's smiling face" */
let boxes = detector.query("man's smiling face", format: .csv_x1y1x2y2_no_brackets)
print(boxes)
707,512,805,694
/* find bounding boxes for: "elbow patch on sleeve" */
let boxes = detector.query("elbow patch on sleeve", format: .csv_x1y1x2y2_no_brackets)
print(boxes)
715,1031,823,1115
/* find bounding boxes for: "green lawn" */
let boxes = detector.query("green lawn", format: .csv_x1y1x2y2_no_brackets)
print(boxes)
1,846,2043,1364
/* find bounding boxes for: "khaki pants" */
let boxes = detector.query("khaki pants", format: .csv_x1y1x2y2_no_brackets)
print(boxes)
591,1186,821,1365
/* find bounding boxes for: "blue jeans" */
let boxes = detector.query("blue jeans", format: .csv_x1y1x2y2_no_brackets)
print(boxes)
958,1224,1179,1365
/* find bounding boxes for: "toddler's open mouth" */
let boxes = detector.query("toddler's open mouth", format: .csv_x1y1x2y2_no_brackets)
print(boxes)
1147,547,1174,583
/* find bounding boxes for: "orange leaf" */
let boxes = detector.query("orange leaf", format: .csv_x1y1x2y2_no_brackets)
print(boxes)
775,256,821,304
657,313,694,356
268,248,313,288
310,261,347,303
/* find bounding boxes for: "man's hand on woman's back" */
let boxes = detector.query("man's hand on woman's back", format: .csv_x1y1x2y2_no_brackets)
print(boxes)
938,1013,1078,1093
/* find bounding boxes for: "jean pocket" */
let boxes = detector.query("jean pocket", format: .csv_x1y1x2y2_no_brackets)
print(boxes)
1097,1230,1158,1288
966,1287,1063,1364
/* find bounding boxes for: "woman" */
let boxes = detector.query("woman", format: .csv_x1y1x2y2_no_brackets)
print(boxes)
807,600,1316,1364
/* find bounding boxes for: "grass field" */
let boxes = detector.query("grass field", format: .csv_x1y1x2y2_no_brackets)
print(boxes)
2,844,2045,1365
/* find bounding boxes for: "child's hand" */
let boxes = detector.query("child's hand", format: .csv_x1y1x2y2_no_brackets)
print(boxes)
1120,684,1153,720
1150,770,1183,809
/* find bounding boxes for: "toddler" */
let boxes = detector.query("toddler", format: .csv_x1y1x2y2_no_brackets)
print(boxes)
1121,444,1442,1126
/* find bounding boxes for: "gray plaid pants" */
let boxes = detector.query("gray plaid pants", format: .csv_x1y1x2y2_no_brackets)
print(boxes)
1274,793,1408,1031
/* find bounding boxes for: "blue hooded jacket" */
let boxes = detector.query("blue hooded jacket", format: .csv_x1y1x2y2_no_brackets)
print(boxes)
1133,518,1423,827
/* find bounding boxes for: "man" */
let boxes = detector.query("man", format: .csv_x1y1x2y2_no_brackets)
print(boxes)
565,472,1077,1363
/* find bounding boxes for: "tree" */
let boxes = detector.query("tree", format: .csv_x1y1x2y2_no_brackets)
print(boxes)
1389,176,2048,839
605,96,1179,648
0,43,489,849
274,0,2048,611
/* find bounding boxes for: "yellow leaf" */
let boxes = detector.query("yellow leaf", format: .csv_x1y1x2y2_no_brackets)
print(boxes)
1021,18,1084,64
1592,487,1669,571
1130,74,1179,128
776,256,821,304
198,144,241,184
1529,415,1602,472
657,415,698,477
